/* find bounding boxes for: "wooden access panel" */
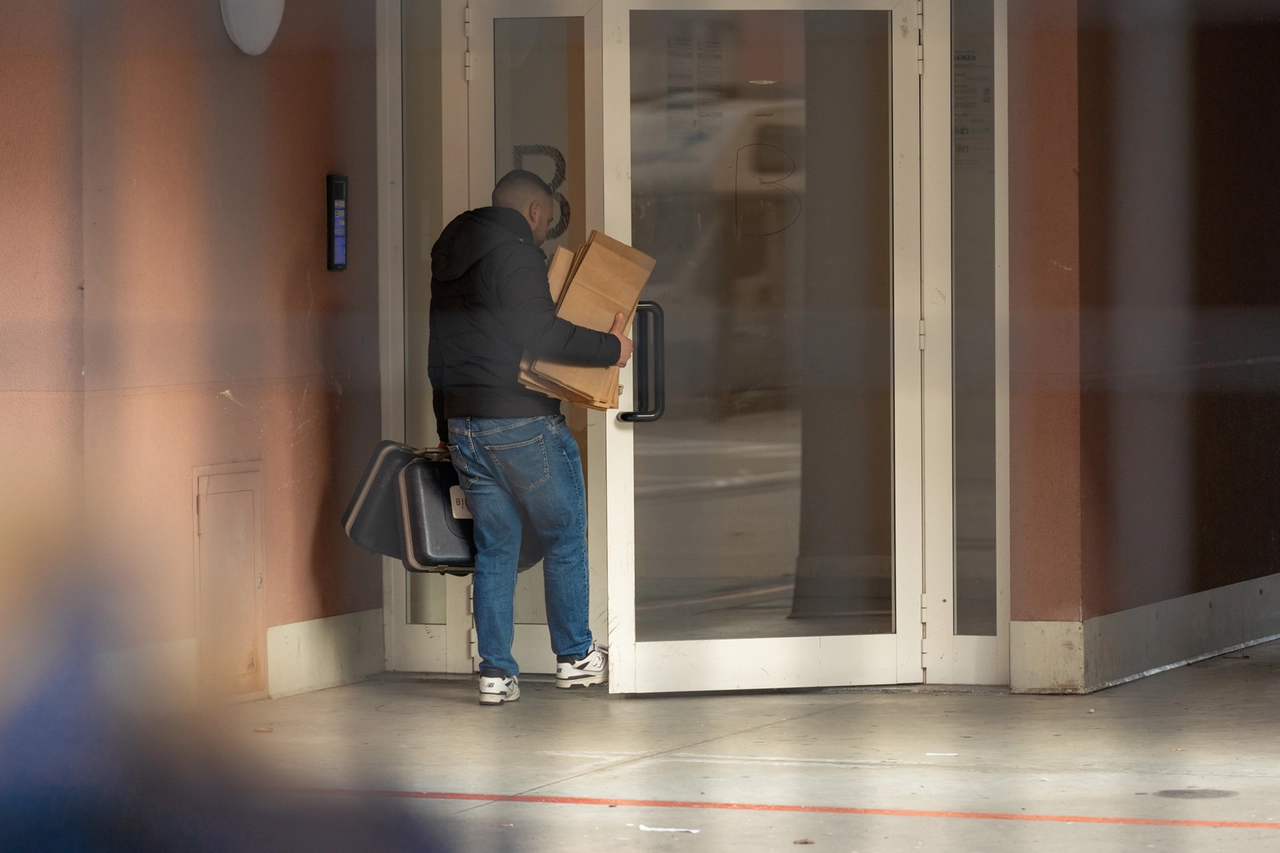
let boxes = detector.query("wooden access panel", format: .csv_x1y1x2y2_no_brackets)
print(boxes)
195,466,266,700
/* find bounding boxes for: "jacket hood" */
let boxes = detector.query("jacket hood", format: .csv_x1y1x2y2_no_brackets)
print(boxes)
431,207,539,281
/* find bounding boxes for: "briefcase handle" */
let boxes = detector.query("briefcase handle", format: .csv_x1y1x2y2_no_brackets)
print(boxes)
619,301,665,423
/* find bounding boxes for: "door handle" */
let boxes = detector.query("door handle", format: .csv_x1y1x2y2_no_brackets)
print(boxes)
619,301,665,423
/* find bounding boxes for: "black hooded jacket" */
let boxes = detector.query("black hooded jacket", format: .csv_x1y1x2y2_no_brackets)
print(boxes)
427,206,621,441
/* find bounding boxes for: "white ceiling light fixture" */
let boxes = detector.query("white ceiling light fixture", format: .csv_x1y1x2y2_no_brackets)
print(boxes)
220,0,286,56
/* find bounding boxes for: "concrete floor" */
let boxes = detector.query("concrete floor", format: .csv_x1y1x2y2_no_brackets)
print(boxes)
227,639,1280,852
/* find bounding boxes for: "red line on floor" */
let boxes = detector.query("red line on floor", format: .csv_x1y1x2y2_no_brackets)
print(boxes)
276,788,1280,830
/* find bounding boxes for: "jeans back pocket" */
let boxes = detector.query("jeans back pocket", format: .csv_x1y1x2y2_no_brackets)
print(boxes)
483,435,550,491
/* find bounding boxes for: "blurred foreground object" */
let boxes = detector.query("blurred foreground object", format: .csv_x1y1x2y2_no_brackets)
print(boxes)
0,481,449,852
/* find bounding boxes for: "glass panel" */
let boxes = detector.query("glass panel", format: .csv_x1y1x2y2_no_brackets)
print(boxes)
951,0,998,635
630,11,895,642
494,17,586,255
403,1,445,625
493,17,585,623
407,572,447,625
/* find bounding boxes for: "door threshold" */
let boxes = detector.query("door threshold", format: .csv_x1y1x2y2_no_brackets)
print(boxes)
371,671,560,684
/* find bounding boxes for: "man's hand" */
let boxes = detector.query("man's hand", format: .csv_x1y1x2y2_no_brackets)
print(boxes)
610,313,634,367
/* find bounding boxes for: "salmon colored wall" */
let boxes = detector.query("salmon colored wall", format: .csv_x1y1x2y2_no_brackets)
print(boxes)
1075,5,1280,618
0,1,84,506
3,1,382,647
1008,0,1084,623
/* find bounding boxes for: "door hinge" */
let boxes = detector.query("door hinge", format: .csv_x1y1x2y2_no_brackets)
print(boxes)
918,318,927,350
917,0,925,75
463,4,472,80
467,582,480,666
920,593,929,660
195,494,201,535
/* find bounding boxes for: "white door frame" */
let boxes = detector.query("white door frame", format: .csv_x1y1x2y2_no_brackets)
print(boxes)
376,0,415,674
381,0,608,675
380,0,481,675
376,0,1012,686
918,0,1010,686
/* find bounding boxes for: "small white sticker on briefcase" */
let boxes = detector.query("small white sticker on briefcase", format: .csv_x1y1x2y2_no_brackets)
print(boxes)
449,485,473,520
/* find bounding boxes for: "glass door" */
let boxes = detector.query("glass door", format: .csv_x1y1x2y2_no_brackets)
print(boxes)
597,0,925,693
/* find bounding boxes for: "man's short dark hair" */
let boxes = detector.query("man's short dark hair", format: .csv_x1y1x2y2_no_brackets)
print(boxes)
493,169,554,209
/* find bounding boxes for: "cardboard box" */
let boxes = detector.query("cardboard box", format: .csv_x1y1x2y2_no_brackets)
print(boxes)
519,232,656,411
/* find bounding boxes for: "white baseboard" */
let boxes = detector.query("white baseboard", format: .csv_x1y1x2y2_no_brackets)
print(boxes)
1010,620,1084,693
91,608,386,708
267,608,385,698
1012,572,1280,693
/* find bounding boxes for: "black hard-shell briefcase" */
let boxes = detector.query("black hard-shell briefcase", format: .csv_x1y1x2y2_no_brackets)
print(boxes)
342,440,421,560
396,452,542,573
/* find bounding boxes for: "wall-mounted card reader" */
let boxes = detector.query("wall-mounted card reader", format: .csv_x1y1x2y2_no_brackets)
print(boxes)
327,174,347,270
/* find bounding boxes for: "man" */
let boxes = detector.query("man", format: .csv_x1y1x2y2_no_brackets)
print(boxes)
428,170,632,706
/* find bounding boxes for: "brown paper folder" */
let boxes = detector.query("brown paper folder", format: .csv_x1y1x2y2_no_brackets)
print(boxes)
546,245,575,304
529,232,655,409
518,247,577,399
519,232,656,411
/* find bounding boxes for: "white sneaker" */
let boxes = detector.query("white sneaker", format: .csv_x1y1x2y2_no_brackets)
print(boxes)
556,643,608,689
478,674,520,706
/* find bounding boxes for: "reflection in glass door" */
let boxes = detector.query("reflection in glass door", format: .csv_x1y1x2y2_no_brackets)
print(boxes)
630,11,895,643
601,0,924,693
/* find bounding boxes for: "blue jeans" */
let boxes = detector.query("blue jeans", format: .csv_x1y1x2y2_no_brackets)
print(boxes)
447,415,594,677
